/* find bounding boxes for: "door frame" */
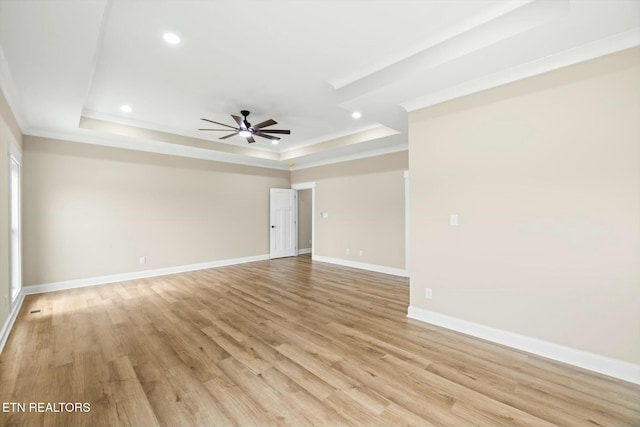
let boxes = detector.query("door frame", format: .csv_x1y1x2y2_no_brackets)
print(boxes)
291,182,315,257
404,170,409,274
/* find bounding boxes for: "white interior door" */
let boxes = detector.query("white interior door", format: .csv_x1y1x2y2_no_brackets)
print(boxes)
270,188,297,259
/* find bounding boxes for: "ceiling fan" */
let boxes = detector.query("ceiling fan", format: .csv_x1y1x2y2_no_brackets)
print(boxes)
198,110,290,144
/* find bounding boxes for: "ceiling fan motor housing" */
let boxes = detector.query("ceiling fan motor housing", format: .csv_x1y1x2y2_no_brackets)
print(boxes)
241,110,251,129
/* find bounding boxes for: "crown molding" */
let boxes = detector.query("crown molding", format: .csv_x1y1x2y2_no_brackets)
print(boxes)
278,122,382,154
25,128,291,170
403,28,640,112
290,143,408,171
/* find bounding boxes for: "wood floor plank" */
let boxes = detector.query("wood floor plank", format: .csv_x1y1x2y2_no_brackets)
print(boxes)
218,357,315,427
377,402,438,427
203,375,276,426
273,358,336,401
1,254,639,426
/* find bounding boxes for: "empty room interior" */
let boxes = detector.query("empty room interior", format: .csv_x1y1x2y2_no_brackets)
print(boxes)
0,1,639,426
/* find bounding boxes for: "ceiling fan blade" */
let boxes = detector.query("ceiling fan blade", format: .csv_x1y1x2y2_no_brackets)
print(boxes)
201,118,236,129
231,115,246,129
252,119,277,130
200,113,286,144
259,129,290,134
254,131,280,141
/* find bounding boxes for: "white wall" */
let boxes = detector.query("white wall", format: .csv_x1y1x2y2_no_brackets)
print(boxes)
292,151,407,271
22,136,289,285
409,47,640,365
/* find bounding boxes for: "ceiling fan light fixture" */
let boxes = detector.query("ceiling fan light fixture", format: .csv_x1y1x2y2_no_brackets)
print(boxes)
238,130,252,137
163,32,181,45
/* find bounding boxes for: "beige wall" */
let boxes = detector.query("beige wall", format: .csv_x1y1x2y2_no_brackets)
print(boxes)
0,87,23,332
22,136,289,285
297,189,312,250
292,151,407,270
409,47,640,364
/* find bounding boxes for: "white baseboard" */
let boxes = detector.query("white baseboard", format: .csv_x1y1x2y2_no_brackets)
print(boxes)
313,255,408,277
23,254,270,296
298,248,312,255
407,306,640,385
0,289,25,354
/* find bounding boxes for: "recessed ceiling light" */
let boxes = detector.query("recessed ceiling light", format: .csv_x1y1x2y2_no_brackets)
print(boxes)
163,32,181,45
272,139,279,145
120,105,132,113
351,111,362,119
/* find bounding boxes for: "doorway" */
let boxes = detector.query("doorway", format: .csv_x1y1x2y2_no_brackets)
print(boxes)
297,189,312,254
291,182,315,256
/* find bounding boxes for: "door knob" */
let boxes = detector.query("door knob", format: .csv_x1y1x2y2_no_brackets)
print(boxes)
271,225,276,228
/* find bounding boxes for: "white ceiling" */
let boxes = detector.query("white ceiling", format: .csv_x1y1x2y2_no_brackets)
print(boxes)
1,0,638,170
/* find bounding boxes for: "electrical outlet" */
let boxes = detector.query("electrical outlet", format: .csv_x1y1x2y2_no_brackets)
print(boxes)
346,248,350,255
425,288,433,299
139,256,146,264
359,249,363,257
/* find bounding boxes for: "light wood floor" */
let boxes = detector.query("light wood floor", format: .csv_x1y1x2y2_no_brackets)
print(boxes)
1,255,639,426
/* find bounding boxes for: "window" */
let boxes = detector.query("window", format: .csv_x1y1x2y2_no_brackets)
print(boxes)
9,146,21,304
